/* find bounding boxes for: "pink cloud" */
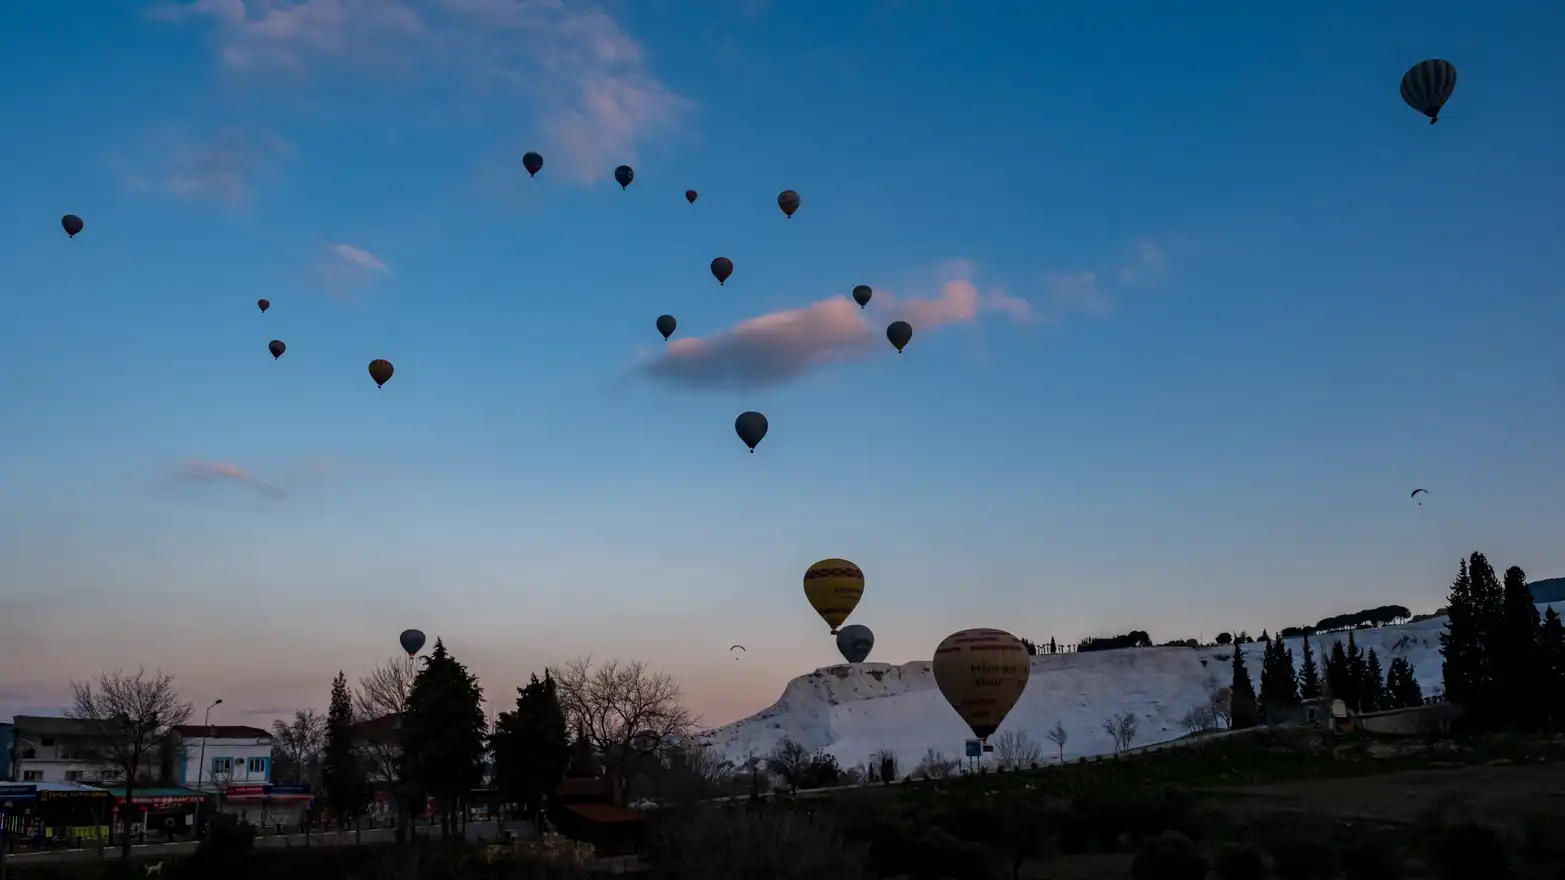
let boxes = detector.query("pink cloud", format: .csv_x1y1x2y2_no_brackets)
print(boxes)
640,264,1033,390
148,0,691,184
172,461,285,498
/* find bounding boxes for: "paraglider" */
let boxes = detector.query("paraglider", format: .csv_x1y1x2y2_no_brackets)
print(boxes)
399,629,426,657
368,358,394,388
777,190,801,218
734,411,768,453
656,314,677,341
730,644,746,660
257,299,270,313
61,214,83,238
1401,59,1457,124
268,340,286,360
1411,488,1428,506
886,321,912,353
614,165,635,189
852,285,873,309
523,151,544,177
836,624,874,664
711,257,734,286
932,628,1030,742
685,189,698,204
803,558,864,635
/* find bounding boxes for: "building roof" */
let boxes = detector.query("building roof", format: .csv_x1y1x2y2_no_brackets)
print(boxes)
563,803,646,824
11,716,98,736
171,725,271,740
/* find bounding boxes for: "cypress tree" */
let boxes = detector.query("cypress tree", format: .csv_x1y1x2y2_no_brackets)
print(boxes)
1540,608,1565,725
1299,637,1322,700
1385,656,1423,709
492,672,570,830
322,671,363,822
1440,557,1481,708
1326,639,1349,703
401,639,487,839
1345,631,1366,712
1361,649,1387,712
1229,643,1259,730
1497,565,1542,726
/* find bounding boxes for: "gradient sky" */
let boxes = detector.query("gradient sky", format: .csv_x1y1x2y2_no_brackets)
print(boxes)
2,0,1563,729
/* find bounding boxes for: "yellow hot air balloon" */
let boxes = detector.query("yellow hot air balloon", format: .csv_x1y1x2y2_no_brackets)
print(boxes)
802,558,864,634
932,628,1031,742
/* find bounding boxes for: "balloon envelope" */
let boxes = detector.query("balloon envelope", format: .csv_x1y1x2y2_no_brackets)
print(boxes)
803,559,864,634
656,314,677,341
614,165,635,189
685,189,698,204
61,214,84,237
735,411,768,452
887,321,913,353
932,628,1030,741
852,285,872,309
711,257,733,285
257,299,270,313
777,190,801,218
368,359,394,387
836,624,874,663
399,629,426,657
1400,59,1457,123
268,340,286,359
523,151,544,177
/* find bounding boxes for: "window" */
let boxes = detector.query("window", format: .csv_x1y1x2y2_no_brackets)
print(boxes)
22,771,42,781
65,770,84,782
212,757,233,775
247,758,266,775
39,737,55,748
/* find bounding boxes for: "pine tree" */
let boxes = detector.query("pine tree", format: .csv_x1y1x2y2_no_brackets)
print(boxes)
1229,643,1259,730
1361,649,1386,712
1299,637,1322,700
492,672,570,829
401,639,488,839
1325,639,1349,703
1346,631,1366,712
1496,565,1542,726
1540,608,1565,725
1258,629,1271,643
1385,656,1423,709
1258,638,1300,720
1440,556,1482,708
322,671,363,822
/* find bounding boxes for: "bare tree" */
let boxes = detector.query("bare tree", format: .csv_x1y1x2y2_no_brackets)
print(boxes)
1181,702,1219,735
991,730,1044,768
550,657,697,805
270,709,326,786
68,669,192,860
915,748,956,779
767,738,811,793
355,657,414,720
1101,711,1140,754
1044,721,1068,763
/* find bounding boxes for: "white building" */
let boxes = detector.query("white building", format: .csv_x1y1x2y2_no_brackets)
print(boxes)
8,716,122,784
171,725,273,791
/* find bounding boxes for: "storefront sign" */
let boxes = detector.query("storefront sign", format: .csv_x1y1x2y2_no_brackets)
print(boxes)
138,795,202,808
270,785,310,795
227,785,268,797
0,785,36,800
40,789,108,801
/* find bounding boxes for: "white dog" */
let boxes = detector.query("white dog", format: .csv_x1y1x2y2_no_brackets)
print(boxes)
143,861,164,876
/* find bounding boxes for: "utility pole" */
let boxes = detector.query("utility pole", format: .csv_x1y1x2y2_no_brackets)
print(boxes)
192,699,222,841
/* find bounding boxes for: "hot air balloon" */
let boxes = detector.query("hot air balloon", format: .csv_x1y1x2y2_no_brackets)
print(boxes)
887,321,912,353
614,165,635,189
257,299,270,313
1411,488,1428,506
399,629,426,657
368,359,394,387
268,340,286,360
932,628,1031,742
803,559,864,634
656,314,677,341
523,151,544,177
777,190,801,218
61,214,84,238
711,257,733,286
630,729,660,752
730,644,747,660
1401,59,1457,124
852,285,873,309
836,624,874,664
685,189,698,204
735,411,768,453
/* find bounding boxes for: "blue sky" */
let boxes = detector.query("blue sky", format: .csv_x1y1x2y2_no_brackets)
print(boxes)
2,0,1562,727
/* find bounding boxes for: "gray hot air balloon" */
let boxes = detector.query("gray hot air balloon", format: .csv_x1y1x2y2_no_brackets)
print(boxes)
836,624,874,663
656,314,677,341
851,285,872,309
886,321,912,353
735,411,768,453
399,629,426,657
1401,59,1457,124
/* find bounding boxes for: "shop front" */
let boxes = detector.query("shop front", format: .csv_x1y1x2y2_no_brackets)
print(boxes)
97,787,204,841
221,784,313,830
1,783,114,848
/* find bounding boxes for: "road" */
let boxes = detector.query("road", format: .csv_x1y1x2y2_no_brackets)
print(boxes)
4,820,507,864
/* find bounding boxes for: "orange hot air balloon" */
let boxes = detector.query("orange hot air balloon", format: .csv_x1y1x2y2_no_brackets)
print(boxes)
802,558,864,634
932,628,1031,742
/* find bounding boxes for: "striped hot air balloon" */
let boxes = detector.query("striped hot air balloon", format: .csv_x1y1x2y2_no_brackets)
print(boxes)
932,628,1031,742
803,559,864,634
1400,59,1457,124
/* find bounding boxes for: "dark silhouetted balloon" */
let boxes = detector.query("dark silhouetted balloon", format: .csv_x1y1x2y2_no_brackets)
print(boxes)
886,321,912,353
735,411,768,453
656,314,677,341
268,340,286,360
368,359,394,387
852,285,873,309
836,624,875,663
778,190,801,218
615,165,635,189
685,189,698,204
523,151,544,177
399,629,425,657
1401,59,1457,124
61,214,84,238
711,257,734,286
257,299,270,313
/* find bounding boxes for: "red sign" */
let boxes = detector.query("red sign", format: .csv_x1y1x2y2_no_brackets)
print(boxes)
227,786,267,797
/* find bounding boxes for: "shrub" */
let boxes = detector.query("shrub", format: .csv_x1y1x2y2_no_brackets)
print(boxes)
1131,830,1207,880
1429,821,1512,880
1213,842,1268,880
184,812,257,879
1266,834,1338,880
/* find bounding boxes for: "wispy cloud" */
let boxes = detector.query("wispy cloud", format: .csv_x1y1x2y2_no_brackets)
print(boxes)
119,126,294,210
638,262,1033,391
1116,239,1167,285
315,243,391,301
171,461,287,498
148,0,693,184
1039,239,1173,320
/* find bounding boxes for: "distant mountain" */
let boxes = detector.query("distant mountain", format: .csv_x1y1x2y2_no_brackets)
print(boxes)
1531,578,1565,604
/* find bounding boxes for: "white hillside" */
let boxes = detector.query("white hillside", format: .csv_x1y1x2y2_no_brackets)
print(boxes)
696,602,1564,771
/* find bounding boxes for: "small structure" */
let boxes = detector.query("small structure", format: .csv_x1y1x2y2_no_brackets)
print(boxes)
550,778,646,857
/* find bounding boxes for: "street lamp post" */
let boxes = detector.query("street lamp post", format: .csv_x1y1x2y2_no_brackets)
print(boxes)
193,699,222,840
